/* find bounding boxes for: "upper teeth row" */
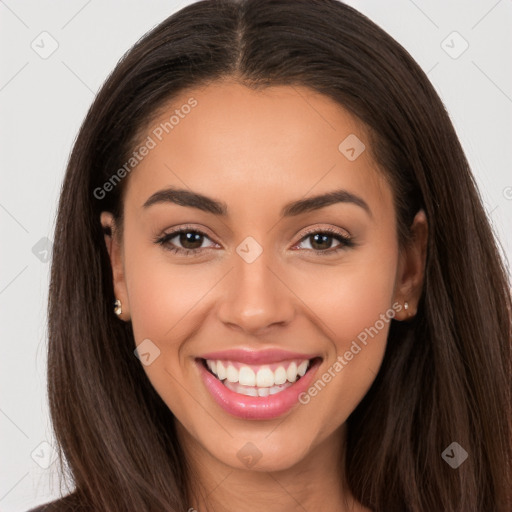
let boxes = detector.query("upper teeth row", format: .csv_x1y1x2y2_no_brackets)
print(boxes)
206,359,310,387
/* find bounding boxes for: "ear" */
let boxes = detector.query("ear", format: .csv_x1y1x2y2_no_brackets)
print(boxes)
100,211,130,321
393,209,428,321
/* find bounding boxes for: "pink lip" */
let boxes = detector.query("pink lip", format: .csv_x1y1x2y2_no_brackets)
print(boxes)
196,357,322,420
199,348,319,365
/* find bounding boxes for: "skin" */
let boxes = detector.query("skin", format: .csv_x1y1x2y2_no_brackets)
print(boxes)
101,80,428,512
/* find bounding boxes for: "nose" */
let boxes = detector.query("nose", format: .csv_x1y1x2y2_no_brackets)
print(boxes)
216,249,296,335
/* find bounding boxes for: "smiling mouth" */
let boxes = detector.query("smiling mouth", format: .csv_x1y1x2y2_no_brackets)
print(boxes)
199,357,322,397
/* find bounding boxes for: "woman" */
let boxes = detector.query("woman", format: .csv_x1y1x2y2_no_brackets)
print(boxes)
30,0,511,510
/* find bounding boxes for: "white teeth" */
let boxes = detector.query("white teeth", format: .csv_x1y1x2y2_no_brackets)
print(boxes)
239,366,256,386
223,379,294,397
286,362,298,383
205,358,312,388
226,364,239,383
216,360,226,380
206,360,217,374
224,380,259,396
257,387,270,397
256,367,274,387
297,360,308,377
274,366,288,385
269,384,288,395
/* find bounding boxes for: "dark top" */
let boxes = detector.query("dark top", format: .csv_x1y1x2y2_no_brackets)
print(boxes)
27,493,81,512
28,502,67,512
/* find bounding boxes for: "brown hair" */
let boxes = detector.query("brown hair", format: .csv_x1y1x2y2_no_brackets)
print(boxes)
47,1,512,510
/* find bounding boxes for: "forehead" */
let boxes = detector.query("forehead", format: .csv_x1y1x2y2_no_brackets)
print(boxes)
123,80,391,216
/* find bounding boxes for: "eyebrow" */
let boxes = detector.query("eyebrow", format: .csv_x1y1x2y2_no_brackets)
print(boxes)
142,187,372,218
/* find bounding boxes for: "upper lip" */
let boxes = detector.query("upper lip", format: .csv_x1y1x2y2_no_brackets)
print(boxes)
198,348,320,365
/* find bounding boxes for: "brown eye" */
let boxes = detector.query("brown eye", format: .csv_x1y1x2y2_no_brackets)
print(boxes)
174,231,205,250
295,228,355,255
155,228,217,256
308,233,338,251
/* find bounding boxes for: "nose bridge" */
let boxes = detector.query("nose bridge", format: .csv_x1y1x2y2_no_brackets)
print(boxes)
216,242,295,333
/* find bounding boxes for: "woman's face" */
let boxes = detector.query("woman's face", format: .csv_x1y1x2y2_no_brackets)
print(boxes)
102,81,425,474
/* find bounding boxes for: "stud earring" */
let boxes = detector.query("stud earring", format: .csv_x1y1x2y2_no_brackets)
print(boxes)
114,299,122,316
404,301,409,311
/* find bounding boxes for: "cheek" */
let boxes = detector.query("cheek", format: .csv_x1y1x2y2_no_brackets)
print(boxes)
123,241,213,343
301,241,398,346
295,240,398,417
122,245,210,415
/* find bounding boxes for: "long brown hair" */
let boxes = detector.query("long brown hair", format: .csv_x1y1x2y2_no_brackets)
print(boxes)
47,1,512,510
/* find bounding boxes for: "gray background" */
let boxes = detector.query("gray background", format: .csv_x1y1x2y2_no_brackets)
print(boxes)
1,1,511,510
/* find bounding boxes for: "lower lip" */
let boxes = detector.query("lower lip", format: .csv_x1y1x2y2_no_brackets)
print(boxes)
196,357,322,420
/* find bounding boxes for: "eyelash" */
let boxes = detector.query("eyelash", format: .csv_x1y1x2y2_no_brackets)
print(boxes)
154,225,355,257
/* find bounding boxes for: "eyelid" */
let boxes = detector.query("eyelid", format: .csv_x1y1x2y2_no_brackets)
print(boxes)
152,225,213,259
155,223,354,256
297,224,351,240
158,223,217,240
292,225,354,253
